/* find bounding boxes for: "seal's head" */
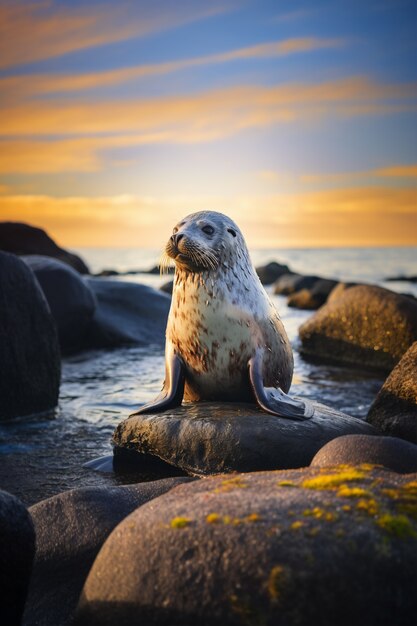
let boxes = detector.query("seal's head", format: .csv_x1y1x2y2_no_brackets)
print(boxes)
163,211,248,273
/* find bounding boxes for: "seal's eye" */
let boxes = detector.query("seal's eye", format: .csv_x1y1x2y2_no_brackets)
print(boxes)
227,228,237,237
202,225,214,235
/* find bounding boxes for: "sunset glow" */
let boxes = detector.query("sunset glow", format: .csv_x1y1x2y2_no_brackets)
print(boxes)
1,0,416,248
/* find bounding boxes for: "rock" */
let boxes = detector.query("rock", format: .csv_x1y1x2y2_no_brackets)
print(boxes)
94,269,120,277
113,402,378,475
326,281,359,304
94,269,145,277
22,256,97,355
85,278,170,348
386,275,417,283
83,455,115,473
274,273,319,296
24,478,195,626
299,285,417,371
0,489,35,626
367,343,417,443
0,221,89,274
287,278,339,310
311,435,417,474
160,279,174,295
146,265,174,275
0,251,60,420
76,467,417,626
255,261,291,285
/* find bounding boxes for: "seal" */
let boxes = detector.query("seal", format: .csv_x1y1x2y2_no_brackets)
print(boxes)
131,211,313,420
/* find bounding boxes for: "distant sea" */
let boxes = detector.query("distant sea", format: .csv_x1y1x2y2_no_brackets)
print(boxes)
76,246,417,297
1,246,416,505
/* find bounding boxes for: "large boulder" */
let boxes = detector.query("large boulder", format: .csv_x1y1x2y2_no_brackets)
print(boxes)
274,273,320,296
326,282,360,304
255,261,291,285
24,478,194,626
85,278,170,348
311,434,417,474
367,343,417,443
0,489,36,625
299,285,417,371
0,222,89,274
0,252,60,420
287,278,338,310
22,256,97,355
113,402,378,475
76,467,417,626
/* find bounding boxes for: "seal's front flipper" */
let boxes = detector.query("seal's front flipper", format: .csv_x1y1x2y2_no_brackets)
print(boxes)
129,352,185,417
248,353,314,420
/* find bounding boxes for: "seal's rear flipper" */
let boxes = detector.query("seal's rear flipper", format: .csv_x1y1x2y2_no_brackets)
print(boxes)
248,354,314,420
129,352,185,417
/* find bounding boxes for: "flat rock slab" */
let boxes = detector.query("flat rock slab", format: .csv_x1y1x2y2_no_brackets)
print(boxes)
113,402,379,475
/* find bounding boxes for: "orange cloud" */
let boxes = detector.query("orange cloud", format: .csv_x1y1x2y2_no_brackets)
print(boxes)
374,164,417,178
0,186,415,248
0,37,342,101
1,77,415,143
300,163,417,184
0,1,228,70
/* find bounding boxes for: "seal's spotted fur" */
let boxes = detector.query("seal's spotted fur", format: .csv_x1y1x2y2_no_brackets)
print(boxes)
164,211,293,402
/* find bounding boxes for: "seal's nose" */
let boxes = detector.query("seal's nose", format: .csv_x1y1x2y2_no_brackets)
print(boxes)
171,233,184,247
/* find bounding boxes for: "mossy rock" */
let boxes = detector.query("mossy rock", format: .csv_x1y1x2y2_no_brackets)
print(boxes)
299,285,417,371
76,466,417,626
367,342,417,443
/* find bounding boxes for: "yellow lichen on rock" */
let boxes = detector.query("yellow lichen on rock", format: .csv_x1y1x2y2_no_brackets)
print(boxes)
214,475,248,493
337,486,372,498
376,513,417,539
302,468,366,490
267,565,286,602
170,516,191,529
303,507,337,522
356,498,379,517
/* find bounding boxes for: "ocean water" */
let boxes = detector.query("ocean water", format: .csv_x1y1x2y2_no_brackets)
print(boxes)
0,247,415,505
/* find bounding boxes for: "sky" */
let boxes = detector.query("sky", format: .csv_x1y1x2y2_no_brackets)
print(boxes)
0,0,416,249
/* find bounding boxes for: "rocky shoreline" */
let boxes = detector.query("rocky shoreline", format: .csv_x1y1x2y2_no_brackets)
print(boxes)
1,222,416,625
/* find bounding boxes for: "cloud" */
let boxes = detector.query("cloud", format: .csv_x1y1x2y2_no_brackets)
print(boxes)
299,163,417,184
1,77,415,143
0,37,343,101
374,164,417,178
0,0,228,70
0,186,415,247
0,76,415,174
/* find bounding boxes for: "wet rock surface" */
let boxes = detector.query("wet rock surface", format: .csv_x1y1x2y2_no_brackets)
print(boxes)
367,342,417,443
113,402,378,475
160,279,174,294
273,273,320,296
255,261,291,285
76,467,417,626
0,489,36,626
311,434,417,474
24,478,194,626
287,278,338,310
22,256,97,355
0,251,60,420
0,221,89,274
299,285,417,371
85,278,170,349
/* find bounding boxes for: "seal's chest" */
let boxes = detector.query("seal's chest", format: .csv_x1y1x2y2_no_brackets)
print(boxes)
168,295,255,379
